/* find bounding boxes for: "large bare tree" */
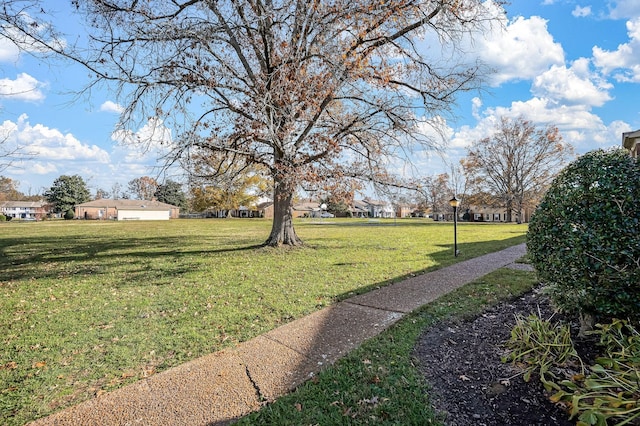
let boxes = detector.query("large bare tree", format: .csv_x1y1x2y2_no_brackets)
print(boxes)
127,176,159,200
462,116,574,222
417,173,453,217
5,0,501,245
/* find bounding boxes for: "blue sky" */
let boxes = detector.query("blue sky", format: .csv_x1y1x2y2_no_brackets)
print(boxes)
1,0,640,196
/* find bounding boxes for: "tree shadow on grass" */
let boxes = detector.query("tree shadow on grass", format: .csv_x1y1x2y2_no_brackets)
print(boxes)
210,240,530,424
328,234,527,301
0,233,264,283
11,234,527,425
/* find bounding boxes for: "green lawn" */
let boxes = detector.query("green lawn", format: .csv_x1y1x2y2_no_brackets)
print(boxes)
238,267,538,425
0,218,526,425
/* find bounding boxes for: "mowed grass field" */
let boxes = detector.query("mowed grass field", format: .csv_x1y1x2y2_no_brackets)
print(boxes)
0,218,526,424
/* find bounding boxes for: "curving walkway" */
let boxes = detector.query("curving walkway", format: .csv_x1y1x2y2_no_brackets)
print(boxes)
29,243,529,426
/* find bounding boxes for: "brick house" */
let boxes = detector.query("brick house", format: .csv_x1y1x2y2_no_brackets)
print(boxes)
75,199,180,220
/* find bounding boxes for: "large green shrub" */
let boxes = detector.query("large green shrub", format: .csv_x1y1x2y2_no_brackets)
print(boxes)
527,148,640,321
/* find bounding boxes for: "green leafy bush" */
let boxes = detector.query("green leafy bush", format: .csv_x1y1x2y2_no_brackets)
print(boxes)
64,209,75,220
527,148,640,321
0,214,6,222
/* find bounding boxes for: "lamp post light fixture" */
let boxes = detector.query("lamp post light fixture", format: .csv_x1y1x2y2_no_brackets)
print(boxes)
449,196,460,257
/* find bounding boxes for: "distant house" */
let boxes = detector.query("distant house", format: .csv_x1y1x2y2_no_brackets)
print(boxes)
75,199,180,220
362,198,394,218
623,129,640,158
257,201,274,219
350,200,370,218
463,205,532,223
204,199,274,219
292,200,321,218
0,200,49,220
394,203,412,218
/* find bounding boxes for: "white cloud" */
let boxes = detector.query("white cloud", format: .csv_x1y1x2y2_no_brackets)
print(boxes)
0,36,22,62
450,115,500,149
107,118,176,189
531,61,613,107
459,97,624,152
0,8,68,62
607,0,640,20
479,15,565,85
572,6,592,18
111,117,173,149
3,115,176,193
1,114,110,163
31,162,58,175
99,100,124,114
593,17,640,82
0,73,47,102
471,97,483,120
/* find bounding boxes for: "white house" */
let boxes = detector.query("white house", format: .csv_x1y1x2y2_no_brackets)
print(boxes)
0,200,48,220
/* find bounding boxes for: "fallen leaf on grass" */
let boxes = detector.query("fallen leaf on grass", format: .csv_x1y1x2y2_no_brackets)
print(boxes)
141,367,156,378
359,396,380,405
2,361,18,370
32,361,47,369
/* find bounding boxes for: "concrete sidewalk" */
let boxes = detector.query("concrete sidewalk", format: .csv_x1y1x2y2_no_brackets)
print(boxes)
29,243,529,426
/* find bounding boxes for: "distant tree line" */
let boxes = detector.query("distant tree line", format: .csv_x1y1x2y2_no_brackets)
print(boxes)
1,115,576,222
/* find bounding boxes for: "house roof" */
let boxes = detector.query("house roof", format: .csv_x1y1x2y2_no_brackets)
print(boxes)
76,199,179,210
362,199,387,206
293,201,320,211
0,200,47,208
256,201,274,209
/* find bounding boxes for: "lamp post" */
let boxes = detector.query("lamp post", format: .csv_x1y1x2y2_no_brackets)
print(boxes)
449,196,460,257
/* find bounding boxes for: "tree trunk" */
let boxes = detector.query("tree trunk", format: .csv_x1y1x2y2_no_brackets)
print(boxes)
264,177,303,247
505,199,513,222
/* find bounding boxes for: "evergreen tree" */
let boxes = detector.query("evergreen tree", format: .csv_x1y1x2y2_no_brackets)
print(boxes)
44,175,91,215
154,180,187,210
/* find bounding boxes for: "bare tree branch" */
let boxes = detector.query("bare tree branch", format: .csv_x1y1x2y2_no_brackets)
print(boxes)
463,116,575,222
4,0,503,245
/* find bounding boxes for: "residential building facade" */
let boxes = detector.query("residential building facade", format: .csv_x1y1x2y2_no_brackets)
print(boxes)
623,129,640,158
75,199,180,220
0,201,48,220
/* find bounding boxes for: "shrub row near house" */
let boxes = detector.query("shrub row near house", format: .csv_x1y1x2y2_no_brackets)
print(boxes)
527,148,640,322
